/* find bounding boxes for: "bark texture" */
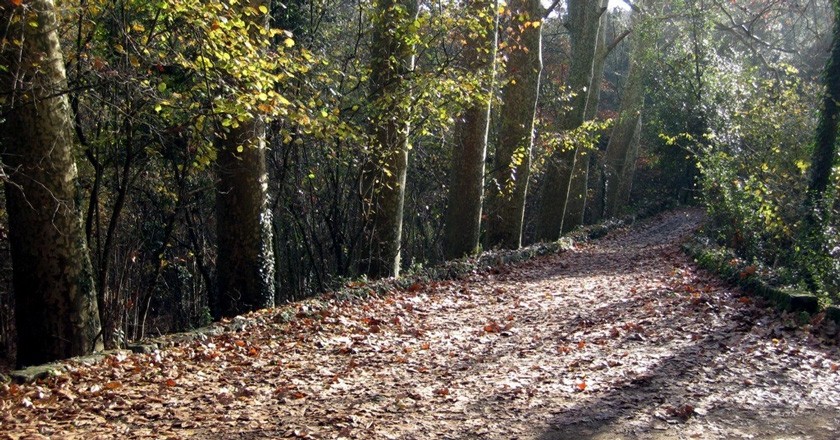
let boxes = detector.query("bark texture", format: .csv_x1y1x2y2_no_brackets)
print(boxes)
564,2,609,230
535,0,604,241
0,0,102,367
215,0,276,317
485,0,543,250
215,124,276,318
603,27,646,218
360,0,419,277
442,0,498,260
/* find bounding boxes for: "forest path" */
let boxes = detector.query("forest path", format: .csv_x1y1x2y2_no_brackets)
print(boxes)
3,208,840,439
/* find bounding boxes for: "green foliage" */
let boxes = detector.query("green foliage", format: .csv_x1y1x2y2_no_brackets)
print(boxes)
697,74,816,263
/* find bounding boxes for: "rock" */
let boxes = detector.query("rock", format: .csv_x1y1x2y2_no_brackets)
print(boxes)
126,343,159,354
789,293,819,314
10,364,65,383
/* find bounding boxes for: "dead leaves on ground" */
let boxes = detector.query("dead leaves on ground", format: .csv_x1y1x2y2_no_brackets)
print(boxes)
2,209,839,439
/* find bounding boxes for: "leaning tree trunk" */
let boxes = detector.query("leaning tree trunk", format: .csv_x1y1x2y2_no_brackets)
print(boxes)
535,0,604,241
360,0,419,278
215,0,276,318
442,0,499,260
0,0,102,367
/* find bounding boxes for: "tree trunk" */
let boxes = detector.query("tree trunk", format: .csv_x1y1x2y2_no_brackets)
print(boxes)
215,1,276,318
442,0,498,260
585,12,608,122
565,2,609,230
360,0,419,278
562,146,591,233
616,113,642,207
0,0,102,367
798,0,840,290
803,0,840,229
215,123,276,318
485,0,543,250
535,0,604,241
603,30,646,218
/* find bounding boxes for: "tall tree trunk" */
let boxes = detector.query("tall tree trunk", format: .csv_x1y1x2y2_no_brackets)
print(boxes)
803,0,840,230
485,0,543,250
604,24,646,218
616,113,642,206
215,123,276,317
798,0,840,290
535,0,604,241
0,0,102,367
360,0,419,278
215,1,276,318
564,2,610,230
442,0,499,260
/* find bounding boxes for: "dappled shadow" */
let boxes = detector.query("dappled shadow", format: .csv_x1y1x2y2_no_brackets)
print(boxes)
528,289,840,439
535,322,840,439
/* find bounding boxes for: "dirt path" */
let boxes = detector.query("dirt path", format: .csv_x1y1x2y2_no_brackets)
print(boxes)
2,208,839,439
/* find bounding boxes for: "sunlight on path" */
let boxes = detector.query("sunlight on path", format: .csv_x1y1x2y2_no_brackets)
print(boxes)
2,209,838,439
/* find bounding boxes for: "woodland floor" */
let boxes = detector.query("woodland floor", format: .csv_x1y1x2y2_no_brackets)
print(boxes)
2,208,840,439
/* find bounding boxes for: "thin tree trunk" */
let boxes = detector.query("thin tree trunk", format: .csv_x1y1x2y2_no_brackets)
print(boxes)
485,0,543,250
1,0,102,367
535,0,604,241
585,12,608,122
562,146,590,232
215,1,276,317
360,0,419,278
442,0,498,260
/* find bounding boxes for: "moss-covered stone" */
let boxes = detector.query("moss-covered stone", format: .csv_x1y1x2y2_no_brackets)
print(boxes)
683,238,824,316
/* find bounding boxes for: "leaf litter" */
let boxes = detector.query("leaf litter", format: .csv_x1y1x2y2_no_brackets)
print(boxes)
2,208,839,439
